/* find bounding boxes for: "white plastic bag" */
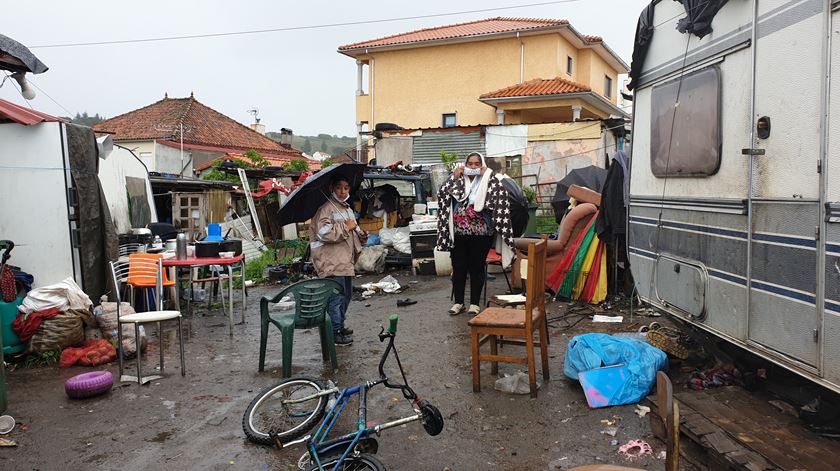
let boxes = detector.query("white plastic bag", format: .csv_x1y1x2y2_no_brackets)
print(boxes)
392,227,412,254
494,371,541,395
379,228,397,246
355,245,387,274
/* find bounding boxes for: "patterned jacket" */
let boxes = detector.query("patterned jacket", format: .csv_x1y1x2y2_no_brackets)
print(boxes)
435,172,515,264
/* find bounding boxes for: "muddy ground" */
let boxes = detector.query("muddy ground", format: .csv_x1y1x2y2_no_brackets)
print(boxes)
1,273,682,470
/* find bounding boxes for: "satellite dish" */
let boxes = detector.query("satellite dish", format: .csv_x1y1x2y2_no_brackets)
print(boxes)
96,135,114,160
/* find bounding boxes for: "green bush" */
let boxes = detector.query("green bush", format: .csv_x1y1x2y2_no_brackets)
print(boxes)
245,249,277,282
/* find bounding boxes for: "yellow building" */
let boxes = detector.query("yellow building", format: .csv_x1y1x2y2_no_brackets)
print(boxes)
338,17,629,137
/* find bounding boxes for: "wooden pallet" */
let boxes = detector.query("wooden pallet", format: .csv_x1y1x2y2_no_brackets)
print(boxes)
645,386,839,471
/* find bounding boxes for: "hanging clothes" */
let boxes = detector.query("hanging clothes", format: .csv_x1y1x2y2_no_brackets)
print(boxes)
596,150,628,242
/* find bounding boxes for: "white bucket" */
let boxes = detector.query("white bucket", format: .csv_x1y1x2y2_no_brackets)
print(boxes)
413,203,427,214
434,249,452,276
427,201,439,216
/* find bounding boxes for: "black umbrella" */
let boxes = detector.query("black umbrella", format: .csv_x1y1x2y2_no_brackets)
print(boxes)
0,34,48,74
499,176,529,237
551,166,608,224
276,163,366,226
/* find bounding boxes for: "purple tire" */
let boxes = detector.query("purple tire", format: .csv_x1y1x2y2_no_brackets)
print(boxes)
65,371,114,399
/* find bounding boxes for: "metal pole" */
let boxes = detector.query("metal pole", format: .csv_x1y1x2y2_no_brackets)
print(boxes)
745,0,759,340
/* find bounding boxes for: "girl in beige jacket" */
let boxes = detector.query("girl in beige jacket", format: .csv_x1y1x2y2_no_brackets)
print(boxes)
309,174,366,345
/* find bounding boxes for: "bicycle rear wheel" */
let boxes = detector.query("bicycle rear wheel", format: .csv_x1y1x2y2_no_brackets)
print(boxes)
243,377,327,446
305,453,386,471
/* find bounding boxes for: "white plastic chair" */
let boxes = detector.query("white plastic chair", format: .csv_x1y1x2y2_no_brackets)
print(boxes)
109,259,186,384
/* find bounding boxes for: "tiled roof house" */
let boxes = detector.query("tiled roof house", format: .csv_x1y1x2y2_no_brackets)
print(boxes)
93,94,314,175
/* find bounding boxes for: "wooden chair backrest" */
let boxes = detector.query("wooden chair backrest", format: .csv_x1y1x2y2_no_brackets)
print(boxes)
524,237,547,333
657,371,680,471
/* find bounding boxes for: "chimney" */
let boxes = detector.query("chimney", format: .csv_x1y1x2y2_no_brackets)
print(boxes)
280,128,293,146
250,120,266,135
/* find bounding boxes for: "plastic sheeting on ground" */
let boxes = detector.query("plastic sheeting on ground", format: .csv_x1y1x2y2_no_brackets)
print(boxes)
563,333,668,408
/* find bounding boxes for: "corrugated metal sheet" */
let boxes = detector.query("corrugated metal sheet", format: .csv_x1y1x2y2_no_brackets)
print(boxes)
0,98,62,125
413,129,485,165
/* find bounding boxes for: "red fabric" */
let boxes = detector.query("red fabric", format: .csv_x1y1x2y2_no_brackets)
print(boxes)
60,339,117,368
1,265,15,302
580,242,604,303
12,307,61,341
252,178,290,198
547,213,598,291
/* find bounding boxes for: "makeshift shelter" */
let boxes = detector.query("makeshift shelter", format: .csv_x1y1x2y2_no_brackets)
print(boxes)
0,99,118,300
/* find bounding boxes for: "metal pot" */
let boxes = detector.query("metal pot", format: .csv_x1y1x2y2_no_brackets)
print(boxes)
195,241,224,258
164,239,178,251
220,239,242,256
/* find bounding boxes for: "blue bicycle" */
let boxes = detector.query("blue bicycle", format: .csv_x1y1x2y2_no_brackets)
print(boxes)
243,315,444,470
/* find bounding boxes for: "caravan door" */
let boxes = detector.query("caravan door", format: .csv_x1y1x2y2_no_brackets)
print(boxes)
747,0,824,367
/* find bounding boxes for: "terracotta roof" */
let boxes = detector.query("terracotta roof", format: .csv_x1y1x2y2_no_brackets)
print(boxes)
157,140,302,159
92,94,301,154
0,98,63,125
480,77,591,99
339,17,570,51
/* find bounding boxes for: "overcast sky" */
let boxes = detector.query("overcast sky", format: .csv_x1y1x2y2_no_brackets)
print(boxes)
1,0,649,137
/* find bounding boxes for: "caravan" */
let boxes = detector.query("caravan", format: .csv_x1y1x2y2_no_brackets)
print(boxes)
628,0,840,392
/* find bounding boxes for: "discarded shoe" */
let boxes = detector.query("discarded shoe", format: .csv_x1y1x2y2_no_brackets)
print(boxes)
468,304,481,315
334,333,354,346
448,303,464,315
397,298,417,307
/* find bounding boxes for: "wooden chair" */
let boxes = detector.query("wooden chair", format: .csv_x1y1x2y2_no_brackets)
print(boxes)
468,238,549,398
568,371,679,471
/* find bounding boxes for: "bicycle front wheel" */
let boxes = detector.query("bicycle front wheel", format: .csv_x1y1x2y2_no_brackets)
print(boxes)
306,453,386,471
243,377,327,446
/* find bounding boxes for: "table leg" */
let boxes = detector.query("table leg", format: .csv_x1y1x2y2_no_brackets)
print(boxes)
227,264,234,337
240,259,246,324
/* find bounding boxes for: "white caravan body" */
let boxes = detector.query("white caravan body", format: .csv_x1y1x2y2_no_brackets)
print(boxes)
629,0,840,392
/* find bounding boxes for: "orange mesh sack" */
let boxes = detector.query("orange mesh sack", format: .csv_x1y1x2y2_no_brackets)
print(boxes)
60,339,118,368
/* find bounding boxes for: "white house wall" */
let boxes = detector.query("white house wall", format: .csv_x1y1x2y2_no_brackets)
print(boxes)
98,146,158,233
485,124,528,158
155,142,193,175
0,121,74,288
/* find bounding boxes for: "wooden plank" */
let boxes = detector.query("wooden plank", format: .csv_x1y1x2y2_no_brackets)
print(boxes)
676,388,838,471
645,394,784,471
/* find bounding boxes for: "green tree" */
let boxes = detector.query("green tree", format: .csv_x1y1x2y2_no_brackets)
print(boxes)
320,140,328,152
302,139,312,154
72,111,104,127
440,150,459,172
283,159,310,172
321,158,333,167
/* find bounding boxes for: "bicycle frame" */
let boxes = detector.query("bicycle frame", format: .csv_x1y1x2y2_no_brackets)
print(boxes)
280,324,425,470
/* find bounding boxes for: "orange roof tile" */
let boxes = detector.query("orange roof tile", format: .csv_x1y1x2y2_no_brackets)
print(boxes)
339,17,570,51
480,77,591,99
195,152,320,172
93,94,302,155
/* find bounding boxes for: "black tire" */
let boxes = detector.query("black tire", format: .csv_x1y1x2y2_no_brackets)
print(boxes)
305,453,386,471
243,377,327,446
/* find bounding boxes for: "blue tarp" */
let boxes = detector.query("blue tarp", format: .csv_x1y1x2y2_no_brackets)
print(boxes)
564,333,668,407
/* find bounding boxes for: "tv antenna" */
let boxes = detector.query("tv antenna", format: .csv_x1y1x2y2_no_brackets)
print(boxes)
247,107,260,124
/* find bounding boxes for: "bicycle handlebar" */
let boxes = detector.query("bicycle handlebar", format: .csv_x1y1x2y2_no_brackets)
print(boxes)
0,240,14,266
377,315,416,401
388,314,398,335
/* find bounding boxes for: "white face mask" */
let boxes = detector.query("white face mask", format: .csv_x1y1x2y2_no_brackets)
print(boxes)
332,192,349,203
464,167,481,177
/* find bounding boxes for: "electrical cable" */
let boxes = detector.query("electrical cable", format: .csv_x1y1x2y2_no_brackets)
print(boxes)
29,0,584,49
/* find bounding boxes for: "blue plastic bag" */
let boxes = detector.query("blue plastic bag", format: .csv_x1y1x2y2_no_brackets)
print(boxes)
563,333,668,407
365,233,381,246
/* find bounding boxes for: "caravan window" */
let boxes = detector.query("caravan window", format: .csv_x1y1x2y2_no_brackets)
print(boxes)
650,66,721,177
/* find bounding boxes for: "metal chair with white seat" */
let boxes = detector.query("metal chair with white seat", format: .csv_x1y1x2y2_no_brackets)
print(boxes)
109,259,186,385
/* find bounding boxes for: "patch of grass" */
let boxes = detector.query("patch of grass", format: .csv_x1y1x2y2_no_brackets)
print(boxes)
20,350,60,368
244,248,277,283
535,215,558,234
